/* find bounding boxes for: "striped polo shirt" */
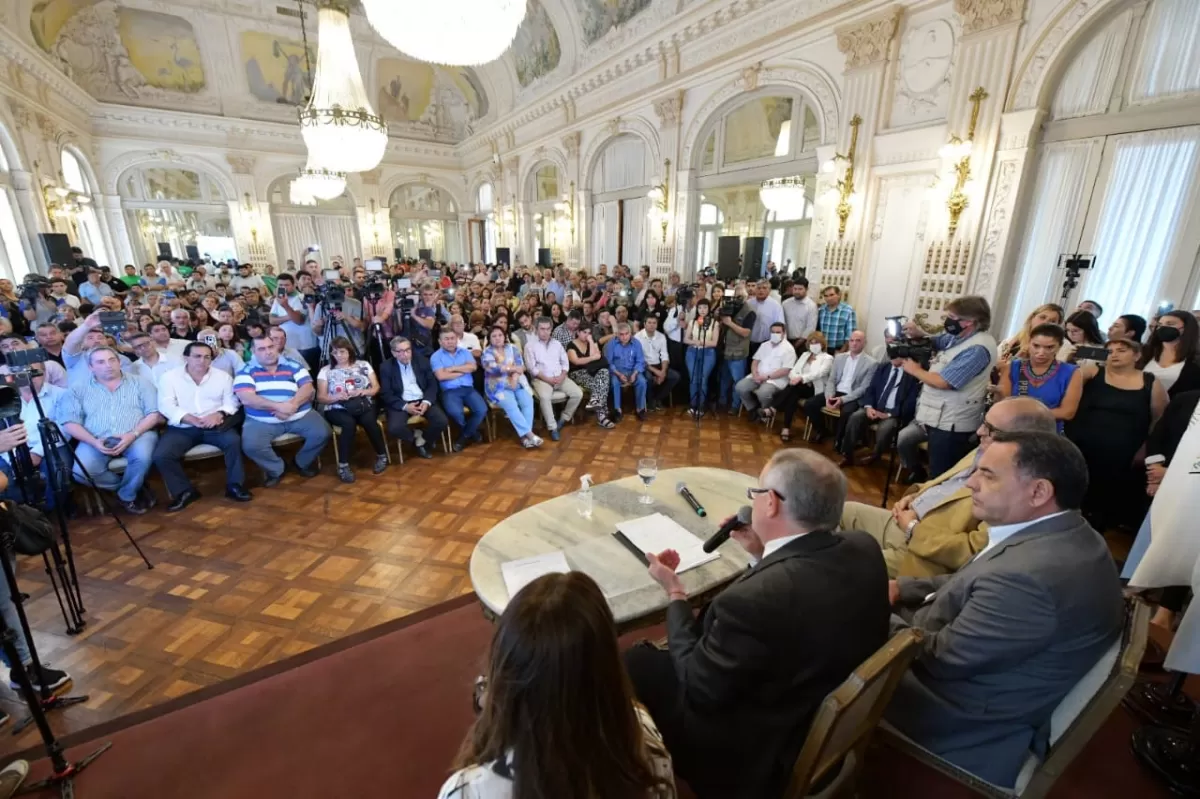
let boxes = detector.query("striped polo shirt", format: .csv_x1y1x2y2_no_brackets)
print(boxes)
233,360,312,424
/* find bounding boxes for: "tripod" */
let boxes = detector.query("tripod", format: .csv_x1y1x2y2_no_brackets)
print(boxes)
0,566,110,797
316,304,360,368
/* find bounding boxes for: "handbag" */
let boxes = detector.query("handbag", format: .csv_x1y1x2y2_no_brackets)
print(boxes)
0,502,58,556
341,396,374,415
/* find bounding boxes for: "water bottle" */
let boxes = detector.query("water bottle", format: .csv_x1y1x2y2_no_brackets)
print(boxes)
576,473,593,519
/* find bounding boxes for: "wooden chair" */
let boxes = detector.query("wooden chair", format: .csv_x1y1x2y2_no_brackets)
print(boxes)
394,414,452,464
783,628,924,798
83,443,227,515
879,597,1150,798
329,418,391,465
802,405,841,442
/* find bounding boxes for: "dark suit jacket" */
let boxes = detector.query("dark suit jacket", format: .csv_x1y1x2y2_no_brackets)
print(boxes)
378,355,438,412
861,363,920,424
1147,389,1200,464
885,511,1123,788
1167,359,1200,398
665,530,890,797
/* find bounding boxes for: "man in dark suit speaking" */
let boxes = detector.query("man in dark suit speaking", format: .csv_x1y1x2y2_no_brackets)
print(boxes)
885,431,1123,788
625,450,891,798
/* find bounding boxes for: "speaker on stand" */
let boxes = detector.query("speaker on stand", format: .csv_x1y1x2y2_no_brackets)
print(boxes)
496,247,511,266
743,236,768,280
716,236,741,282
537,248,551,268
37,233,73,268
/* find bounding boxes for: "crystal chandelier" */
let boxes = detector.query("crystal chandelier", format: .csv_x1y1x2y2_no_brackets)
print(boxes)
292,161,346,202
361,0,526,67
299,2,388,173
288,176,317,206
759,176,808,219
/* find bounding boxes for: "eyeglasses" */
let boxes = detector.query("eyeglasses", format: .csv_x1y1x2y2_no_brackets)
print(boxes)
980,421,1000,437
746,486,785,502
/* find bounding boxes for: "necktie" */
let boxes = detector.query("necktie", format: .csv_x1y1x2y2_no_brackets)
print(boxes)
880,367,899,412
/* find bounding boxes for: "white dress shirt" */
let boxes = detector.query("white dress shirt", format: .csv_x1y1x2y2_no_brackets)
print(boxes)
458,332,482,353
975,511,1069,561
129,353,182,388
753,340,798,388
635,329,670,367
749,531,811,565
836,353,862,395
396,361,426,403
782,296,818,340
158,366,239,428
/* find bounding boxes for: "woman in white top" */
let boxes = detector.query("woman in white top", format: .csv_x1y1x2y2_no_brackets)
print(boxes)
763,331,834,442
1139,310,1200,397
438,572,675,799
683,297,720,416
316,336,388,483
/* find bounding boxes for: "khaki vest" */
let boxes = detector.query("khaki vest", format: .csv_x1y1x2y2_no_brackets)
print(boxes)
915,331,997,431
723,304,756,359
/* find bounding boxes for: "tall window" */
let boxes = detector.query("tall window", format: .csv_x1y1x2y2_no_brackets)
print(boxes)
120,166,232,264
0,134,30,281
61,149,105,265
477,183,496,263
390,184,461,262
695,202,723,272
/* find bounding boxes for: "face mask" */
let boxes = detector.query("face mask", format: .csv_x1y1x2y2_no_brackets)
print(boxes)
943,317,964,336
809,344,822,354
1156,326,1182,343
770,333,783,344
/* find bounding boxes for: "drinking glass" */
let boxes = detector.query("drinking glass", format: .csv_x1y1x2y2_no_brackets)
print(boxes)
637,457,658,505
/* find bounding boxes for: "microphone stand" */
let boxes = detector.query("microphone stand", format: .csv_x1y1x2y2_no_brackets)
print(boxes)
688,315,714,427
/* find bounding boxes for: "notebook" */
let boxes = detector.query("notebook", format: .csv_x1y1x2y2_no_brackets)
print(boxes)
613,513,719,574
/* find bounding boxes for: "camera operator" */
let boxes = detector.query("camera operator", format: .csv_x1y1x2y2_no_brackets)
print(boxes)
897,296,998,479
269,273,320,372
405,282,449,358
717,284,756,413
0,353,75,509
18,277,57,330
311,275,366,356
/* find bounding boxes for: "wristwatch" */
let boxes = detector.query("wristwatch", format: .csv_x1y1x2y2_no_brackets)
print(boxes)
905,519,919,536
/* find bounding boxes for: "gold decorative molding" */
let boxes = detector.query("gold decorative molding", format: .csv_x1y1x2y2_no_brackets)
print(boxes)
954,0,1026,36
836,6,902,69
562,131,581,158
652,90,684,129
739,62,764,92
225,154,256,175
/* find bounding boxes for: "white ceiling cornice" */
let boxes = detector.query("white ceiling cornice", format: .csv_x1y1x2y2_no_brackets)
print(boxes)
0,25,97,123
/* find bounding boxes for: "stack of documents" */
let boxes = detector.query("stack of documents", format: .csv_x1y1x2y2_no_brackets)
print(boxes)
614,513,720,573
500,551,571,598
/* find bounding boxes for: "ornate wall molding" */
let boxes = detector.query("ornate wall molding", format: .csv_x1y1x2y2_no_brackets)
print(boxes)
972,157,1020,295
1010,0,1107,111
562,131,582,159
653,90,685,129
377,171,470,211
519,147,570,201
836,6,903,69
679,62,841,169
580,114,664,187
226,154,257,175
101,148,237,199
954,0,1027,36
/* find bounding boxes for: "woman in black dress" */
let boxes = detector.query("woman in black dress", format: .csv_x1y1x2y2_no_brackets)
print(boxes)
1066,338,1168,530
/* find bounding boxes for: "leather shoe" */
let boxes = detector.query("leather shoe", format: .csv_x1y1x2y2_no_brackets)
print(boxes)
263,472,283,488
167,489,201,513
837,456,854,468
452,438,467,453
415,444,433,459
119,498,147,515
225,485,252,502
636,409,647,421
550,429,560,441
293,459,320,478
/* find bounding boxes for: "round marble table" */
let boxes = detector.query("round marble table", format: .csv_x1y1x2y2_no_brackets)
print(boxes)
469,466,757,629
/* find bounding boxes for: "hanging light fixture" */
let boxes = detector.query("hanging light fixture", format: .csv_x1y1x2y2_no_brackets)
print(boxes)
293,163,347,202
759,176,808,219
289,176,317,206
361,0,526,67
299,1,388,173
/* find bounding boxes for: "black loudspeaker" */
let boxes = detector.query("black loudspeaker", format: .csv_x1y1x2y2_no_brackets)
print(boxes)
716,236,741,282
394,247,403,262
537,248,551,268
496,247,511,266
418,248,432,262
38,233,73,268
185,244,200,261
157,242,173,259
743,236,768,279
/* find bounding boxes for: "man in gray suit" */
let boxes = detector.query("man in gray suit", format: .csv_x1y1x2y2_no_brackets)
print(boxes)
884,431,1123,788
803,329,876,458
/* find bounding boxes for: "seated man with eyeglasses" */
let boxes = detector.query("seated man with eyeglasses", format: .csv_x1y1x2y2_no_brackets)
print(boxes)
840,397,1057,579
625,449,890,799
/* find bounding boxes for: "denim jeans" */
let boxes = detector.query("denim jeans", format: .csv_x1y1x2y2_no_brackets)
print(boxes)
493,388,535,438
611,372,647,412
720,357,749,410
241,411,331,480
441,386,488,440
685,348,717,409
73,432,158,503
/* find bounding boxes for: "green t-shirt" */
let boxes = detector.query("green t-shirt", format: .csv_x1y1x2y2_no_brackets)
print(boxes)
262,275,278,295
119,275,141,287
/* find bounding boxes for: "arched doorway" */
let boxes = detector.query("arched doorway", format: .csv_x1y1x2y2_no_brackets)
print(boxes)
467,182,496,264
60,148,107,265
686,89,822,277
268,176,361,268
119,165,234,264
0,125,32,281
589,134,650,268
388,183,462,263
525,162,569,266
1002,0,1200,331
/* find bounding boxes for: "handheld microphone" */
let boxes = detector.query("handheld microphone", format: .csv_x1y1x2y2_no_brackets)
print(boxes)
676,481,706,517
702,505,753,553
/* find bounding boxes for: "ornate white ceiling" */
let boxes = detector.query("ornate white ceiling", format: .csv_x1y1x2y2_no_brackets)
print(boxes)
19,0,674,144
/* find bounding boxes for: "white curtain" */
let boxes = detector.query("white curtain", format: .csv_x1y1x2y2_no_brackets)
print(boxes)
622,196,648,266
1005,140,1099,335
0,190,29,281
272,213,318,268
1052,11,1130,120
314,215,360,264
591,201,619,266
593,136,647,194
1084,126,1200,319
1132,0,1200,102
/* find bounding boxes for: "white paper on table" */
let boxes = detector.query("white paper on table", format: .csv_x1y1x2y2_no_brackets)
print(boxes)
616,513,719,574
501,551,572,598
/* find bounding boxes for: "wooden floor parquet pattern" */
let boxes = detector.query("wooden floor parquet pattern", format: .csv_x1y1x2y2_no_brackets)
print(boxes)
0,410,909,756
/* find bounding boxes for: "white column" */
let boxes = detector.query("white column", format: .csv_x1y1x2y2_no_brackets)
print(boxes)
10,170,48,271
101,194,135,266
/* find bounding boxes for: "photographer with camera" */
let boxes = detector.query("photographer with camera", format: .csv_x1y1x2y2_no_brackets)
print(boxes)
311,276,366,357
406,283,449,358
896,296,998,480
18,277,57,330
269,273,320,373
0,351,76,509
62,311,133,388
716,284,756,413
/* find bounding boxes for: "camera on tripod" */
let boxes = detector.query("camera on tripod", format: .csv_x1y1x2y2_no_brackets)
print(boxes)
675,283,698,307
718,288,742,317
19,275,50,305
306,271,346,312
884,316,933,367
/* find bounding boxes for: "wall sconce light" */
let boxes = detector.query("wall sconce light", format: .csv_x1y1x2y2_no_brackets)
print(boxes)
942,86,988,239
368,198,385,250
43,183,90,221
243,192,261,244
821,115,861,240
647,159,671,243
554,180,576,240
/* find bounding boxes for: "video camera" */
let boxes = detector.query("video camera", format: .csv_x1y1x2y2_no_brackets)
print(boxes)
884,316,933,367
675,283,698,307
362,259,388,303
305,270,346,312
718,288,743,317
19,274,50,305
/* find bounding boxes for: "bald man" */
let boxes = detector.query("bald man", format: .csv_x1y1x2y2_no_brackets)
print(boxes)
840,397,1057,578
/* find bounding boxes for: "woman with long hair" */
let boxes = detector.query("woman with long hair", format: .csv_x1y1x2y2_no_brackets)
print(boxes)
217,322,249,363
566,326,616,429
684,297,720,416
1139,309,1200,396
481,326,542,449
440,572,675,799
316,336,389,483
638,290,667,332
549,303,564,327
1058,310,1104,364
996,323,1082,431
997,303,1063,360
